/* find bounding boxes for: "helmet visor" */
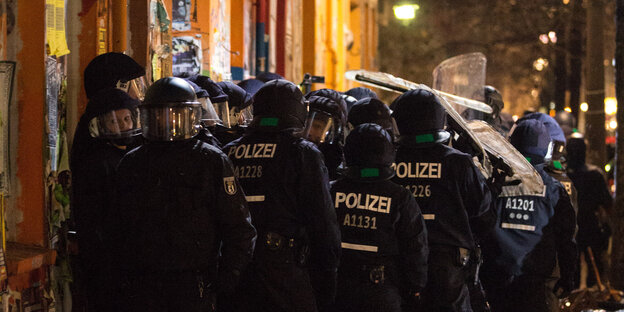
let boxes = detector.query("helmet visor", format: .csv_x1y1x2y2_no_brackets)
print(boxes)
117,76,149,101
199,97,222,127
213,101,231,128
88,107,142,139
230,105,254,126
303,111,336,145
140,105,201,141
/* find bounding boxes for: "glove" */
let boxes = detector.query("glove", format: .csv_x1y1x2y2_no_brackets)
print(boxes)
309,268,337,311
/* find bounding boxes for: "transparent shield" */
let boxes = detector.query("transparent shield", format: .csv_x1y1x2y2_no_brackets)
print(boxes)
117,76,149,101
88,107,141,139
140,105,201,141
303,111,336,145
432,53,488,120
199,97,221,127
213,101,231,128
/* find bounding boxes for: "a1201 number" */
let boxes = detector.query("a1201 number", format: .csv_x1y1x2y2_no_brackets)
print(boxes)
405,184,431,198
505,198,535,211
234,165,263,179
342,213,377,229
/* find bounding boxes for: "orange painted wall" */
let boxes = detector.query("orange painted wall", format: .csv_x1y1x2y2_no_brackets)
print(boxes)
231,0,245,71
15,0,46,246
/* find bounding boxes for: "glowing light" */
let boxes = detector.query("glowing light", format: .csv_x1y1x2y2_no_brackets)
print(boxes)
531,89,539,98
393,4,420,20
564,301,571,307
564,107,572,113
605,97,617,115
580,102,589,112
512,115,519,122
548,31,557,43
605,164,612,172
539,34,549,44
533,58,549,71
563,0,570,4
610,120,617,129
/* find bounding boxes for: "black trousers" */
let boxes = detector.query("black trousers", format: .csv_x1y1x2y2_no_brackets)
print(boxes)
333,265,402,312
421,246,472,312
485,275,552,312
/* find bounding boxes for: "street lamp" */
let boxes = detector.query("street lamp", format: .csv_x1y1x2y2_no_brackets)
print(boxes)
393,3,420,21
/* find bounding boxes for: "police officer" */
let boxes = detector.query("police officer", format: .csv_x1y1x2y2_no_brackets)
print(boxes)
305,89,348,180
482,86,513,136
345,86,379,101
514,113,578,311
391,89,495,312
223,80,341,312
566,134,612,288
215,81,254,145
331,123,428,312
481,119,577,312
70,88,143,311
554,110,577,138
347,97,398,139
111,77,257,311
237,78,265,96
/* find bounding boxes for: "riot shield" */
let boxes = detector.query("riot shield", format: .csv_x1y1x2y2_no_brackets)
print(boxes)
345,69,546,197
433,52,488,120
345,69,493,178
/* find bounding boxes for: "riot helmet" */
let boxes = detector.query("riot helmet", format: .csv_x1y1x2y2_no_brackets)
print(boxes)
140,77,202,141
84,52,147,100
182,78,221,127
237,78,265,96
256,71,285,83
306,88,348,126
217,81,254,127
554,110,577,138
348,97,399,138
518,112,566,161
344,87,379,101
509,119,553,165
86,88,142,146
342,94,359,112
250,79,307,130
187,75,231,127
303,96,344,145
391,89,447,136
344,123,396,180
483,85,504,120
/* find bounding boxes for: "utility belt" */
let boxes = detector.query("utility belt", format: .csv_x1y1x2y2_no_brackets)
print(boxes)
257,231,309,266
339,264,395,285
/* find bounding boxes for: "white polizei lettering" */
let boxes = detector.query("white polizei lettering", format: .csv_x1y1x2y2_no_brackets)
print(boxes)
368,195,379,212
230,144,278,159
394,162,442,179
334,192,392,214
376,197,388,214
335,192,347,208
341,242,378,252
346,193,358,209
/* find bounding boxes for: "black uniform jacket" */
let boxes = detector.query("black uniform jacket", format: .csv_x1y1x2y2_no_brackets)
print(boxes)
392,142,495,250
331,174,428,291
483,164,577,282
112,138,256,279
223,128,341,271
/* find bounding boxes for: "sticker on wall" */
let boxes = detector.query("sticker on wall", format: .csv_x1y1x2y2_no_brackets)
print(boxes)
172,0,191,31
172,36,202,77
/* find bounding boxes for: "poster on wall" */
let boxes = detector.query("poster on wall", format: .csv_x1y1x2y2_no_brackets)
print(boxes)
172,0,191,31
210,0,231,80
172,36,202,77
0,61,15,194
